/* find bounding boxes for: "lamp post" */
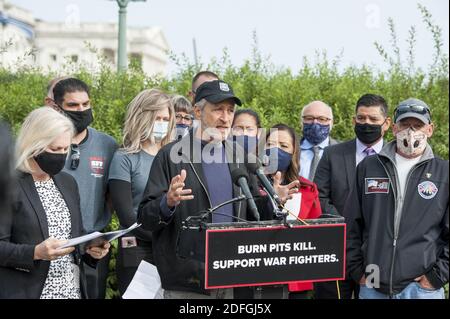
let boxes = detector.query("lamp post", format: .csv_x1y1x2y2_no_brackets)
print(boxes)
112,0,146,72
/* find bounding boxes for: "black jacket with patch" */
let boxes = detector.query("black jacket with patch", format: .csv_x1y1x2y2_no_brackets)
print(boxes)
345,141,449,295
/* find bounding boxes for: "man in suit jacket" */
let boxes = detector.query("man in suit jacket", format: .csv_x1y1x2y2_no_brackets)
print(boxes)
313,94,391,299
299,101,339,181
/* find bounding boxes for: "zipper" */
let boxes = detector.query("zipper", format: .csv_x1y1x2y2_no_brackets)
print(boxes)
178,149,213,209
378,156,429,296
378,157,398,297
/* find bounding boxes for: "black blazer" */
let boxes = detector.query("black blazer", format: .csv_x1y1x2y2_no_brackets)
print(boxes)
313,139,357,217
0,171,96,299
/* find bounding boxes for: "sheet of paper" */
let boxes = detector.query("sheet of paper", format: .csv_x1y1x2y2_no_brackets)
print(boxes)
122,260,164,299
59,223,141,249
284,192,302,221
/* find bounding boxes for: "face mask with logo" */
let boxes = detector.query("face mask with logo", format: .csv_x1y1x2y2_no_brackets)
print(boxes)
396,127,427,157
264,147,293,173
61,108,93,134
232,135,258,154
34,151,68,176
303,123,330,145
354,122,383,145
152,121,169,142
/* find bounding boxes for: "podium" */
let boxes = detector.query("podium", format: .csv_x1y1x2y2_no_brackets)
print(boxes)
180,216,346,299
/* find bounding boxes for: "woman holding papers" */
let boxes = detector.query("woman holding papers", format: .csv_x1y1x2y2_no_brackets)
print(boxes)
0,107,110,299
264,124,322,299
108,89,175,296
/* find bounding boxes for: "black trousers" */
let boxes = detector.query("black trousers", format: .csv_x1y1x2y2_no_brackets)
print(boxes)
84,249,111,299
116,238,153,297
314,279,359,299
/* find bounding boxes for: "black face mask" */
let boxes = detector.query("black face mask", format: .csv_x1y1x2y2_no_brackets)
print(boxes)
354,122,383,145
61,108,93,134
34,152,67,176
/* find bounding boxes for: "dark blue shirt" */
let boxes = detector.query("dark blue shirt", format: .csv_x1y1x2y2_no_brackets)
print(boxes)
201,142,234,223
160,140,234,223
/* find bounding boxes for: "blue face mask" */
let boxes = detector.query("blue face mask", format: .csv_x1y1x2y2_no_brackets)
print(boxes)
303,123,330,145
176,123,189,139
232,135,258,154
265,147,292,172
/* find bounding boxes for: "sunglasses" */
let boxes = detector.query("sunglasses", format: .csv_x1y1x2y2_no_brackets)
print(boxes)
394,104,430,119
70,144,80,170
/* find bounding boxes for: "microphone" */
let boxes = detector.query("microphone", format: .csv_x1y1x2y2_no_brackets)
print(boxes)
245,161,282,206
231,168,260,221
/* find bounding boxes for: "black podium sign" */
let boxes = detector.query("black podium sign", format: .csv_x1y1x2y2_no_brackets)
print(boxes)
205,223,346,289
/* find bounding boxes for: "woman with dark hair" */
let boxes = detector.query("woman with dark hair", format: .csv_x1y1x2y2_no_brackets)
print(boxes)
231,109,262,155
265,123,322,299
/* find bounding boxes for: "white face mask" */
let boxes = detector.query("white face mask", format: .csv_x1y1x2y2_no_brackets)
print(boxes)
396,127,427,157
152,121,169,142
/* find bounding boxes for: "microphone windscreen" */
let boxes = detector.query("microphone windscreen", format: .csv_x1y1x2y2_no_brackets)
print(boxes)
245,161,260,174
231,168,249,186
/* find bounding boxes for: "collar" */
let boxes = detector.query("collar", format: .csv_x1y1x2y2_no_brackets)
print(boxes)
356,138,384,154
379,140,434,164
301,136,330,150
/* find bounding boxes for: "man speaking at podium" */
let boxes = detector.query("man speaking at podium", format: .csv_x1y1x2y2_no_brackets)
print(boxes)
138,80,297,299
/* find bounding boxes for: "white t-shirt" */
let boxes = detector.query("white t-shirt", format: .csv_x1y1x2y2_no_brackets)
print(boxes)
395,153,421,196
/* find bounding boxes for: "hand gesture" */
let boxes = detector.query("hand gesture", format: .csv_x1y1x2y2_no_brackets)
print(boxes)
272,171,300,205
166,169,194,208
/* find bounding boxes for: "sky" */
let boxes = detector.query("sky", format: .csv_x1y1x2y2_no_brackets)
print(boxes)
8,0,450,76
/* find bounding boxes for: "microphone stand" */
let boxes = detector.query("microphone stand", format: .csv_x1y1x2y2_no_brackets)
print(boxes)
267,191,292,228
182,195,247,231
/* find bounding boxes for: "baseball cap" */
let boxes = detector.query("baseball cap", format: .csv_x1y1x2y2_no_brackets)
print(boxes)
194,80,242,106
394,98,431,124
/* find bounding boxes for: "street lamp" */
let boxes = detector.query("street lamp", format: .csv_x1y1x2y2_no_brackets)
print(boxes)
111,0,146,72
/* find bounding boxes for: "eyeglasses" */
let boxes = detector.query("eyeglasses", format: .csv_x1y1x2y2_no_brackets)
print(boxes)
394,104,430,119
302,115,332,124
175,114,193,122
70,144,80,170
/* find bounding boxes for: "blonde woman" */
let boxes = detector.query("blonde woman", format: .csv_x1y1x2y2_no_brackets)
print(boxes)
0,107,110,299
107,88,175,296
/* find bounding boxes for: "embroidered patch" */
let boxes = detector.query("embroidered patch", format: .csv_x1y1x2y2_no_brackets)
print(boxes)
365,178,390,194
417,181,438,199
219,82,230,92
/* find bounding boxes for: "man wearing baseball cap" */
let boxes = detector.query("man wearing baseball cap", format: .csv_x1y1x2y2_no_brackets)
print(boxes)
138,80,297,299
346,98,448,299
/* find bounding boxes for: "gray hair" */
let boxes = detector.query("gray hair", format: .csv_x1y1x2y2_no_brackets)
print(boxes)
171,94,193,114
194,98,208,110
301,101,334,119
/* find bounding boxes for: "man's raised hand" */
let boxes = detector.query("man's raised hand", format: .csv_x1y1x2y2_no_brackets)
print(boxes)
166,169,194,208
